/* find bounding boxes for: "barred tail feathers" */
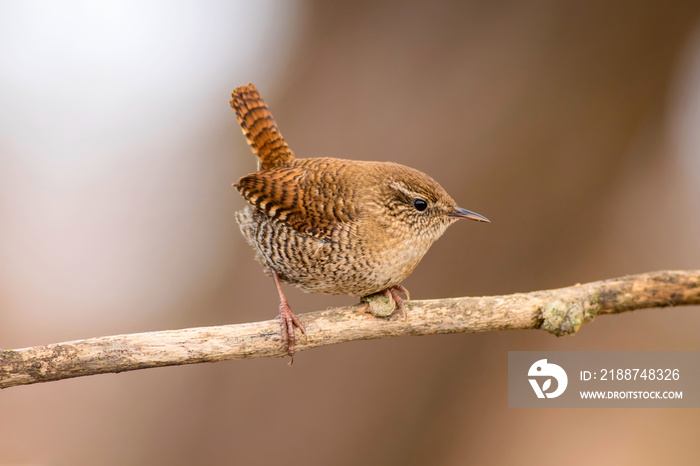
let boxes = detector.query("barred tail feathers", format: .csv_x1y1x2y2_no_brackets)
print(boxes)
230,83,295,169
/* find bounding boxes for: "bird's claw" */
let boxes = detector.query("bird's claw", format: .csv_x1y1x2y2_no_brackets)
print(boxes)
279,300,306,365
384,285,410,321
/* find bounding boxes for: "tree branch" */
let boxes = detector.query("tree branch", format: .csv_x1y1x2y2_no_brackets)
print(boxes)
1,270,698,389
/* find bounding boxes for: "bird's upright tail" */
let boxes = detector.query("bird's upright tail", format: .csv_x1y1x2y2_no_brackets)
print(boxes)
230,83,295,170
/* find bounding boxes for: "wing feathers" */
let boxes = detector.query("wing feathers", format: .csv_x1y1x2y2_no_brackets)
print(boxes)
236,164,358,237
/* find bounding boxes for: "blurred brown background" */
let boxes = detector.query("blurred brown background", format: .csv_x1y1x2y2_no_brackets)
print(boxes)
1,1,700,464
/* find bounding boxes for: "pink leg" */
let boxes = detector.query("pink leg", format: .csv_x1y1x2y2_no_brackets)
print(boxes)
272,271,306,364
383,284,411,321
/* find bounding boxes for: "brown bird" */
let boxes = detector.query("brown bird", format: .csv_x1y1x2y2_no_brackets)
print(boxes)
230,83,489,363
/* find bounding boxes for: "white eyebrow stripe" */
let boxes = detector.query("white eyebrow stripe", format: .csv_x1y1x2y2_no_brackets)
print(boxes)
389,181,421,199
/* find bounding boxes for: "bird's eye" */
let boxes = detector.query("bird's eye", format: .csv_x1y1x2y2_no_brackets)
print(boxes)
413,198,428,211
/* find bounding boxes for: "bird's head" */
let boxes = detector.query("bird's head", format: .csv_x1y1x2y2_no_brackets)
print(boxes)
374,162,489,242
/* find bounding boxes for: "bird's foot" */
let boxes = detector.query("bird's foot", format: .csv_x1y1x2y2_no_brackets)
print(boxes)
384,285,410,321
272,270,306,364
278,299,306,365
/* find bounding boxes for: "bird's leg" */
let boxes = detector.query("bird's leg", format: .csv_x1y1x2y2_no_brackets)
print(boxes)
272,270,306,364
384,285,410,321
391,284,410,302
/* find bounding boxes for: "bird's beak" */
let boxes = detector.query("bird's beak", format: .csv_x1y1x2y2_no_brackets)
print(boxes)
449,206,490,223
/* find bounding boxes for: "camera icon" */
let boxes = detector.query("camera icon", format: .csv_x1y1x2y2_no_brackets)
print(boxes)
528,359,568,399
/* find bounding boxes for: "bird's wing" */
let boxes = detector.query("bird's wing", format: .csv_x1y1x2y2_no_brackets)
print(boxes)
236,165,358,238
230,83,295,170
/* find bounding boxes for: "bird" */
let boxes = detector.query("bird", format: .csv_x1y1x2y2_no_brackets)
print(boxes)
230,83,489,363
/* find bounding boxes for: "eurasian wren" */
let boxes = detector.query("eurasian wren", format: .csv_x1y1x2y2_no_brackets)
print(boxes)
230,83,489,362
